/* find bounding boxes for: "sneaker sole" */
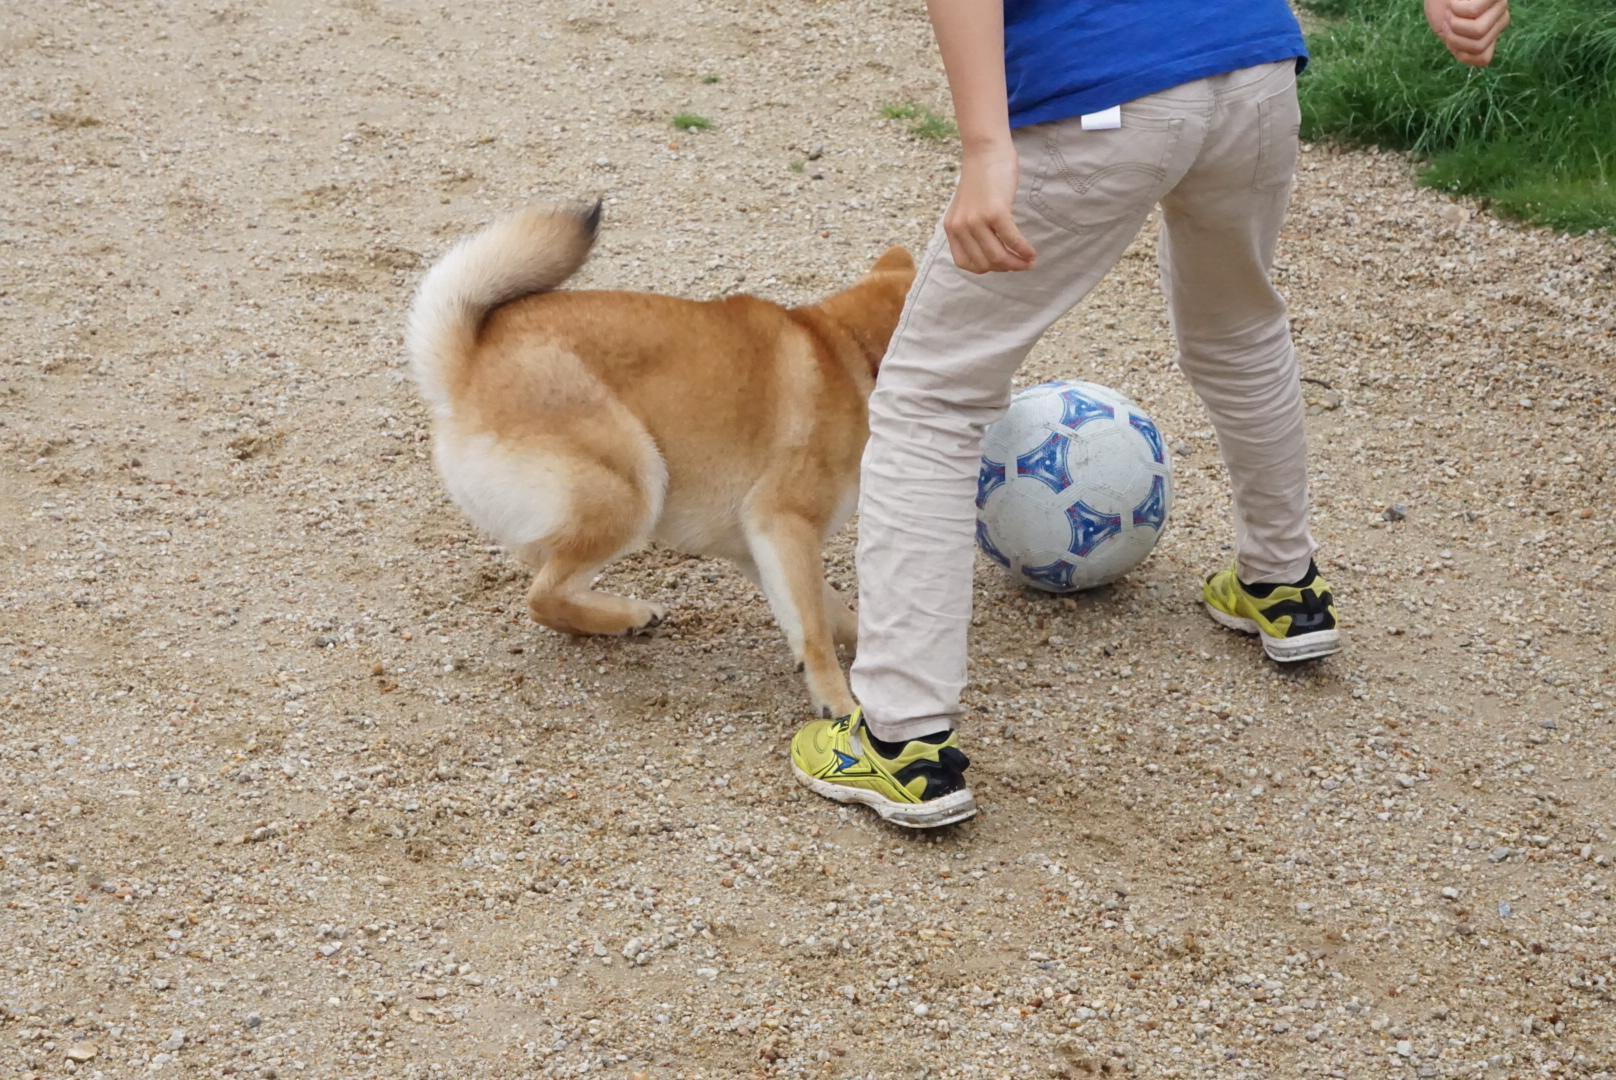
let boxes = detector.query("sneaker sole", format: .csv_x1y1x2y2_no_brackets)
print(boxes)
791,763,977,829
1204,602,1341,663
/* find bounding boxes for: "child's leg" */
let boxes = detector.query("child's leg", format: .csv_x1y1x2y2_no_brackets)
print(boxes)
1157,61,1316,586
853,115,1203,744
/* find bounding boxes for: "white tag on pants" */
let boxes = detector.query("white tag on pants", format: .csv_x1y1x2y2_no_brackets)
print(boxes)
1079,105,1122,131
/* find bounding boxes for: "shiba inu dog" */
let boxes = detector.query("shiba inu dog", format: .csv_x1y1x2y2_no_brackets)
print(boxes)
406,203,915,717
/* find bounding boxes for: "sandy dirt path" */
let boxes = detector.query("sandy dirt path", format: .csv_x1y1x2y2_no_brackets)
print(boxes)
1,2,1614,1078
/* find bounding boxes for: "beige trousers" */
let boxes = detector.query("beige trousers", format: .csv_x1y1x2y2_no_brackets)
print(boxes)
852,60,1316,742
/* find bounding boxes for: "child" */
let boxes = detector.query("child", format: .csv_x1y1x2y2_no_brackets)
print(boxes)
790,0,1510,828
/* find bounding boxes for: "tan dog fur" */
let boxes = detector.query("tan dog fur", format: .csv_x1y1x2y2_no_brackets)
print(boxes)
406,204,915,717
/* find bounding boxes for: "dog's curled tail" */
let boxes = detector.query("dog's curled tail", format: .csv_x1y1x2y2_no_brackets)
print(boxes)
406,200,601,413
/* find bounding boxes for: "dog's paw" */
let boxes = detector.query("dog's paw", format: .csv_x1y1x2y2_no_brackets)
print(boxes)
623,601,669,636
812,693,857,720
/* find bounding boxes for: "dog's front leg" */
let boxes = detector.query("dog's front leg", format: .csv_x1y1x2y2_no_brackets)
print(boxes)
742,515,856,719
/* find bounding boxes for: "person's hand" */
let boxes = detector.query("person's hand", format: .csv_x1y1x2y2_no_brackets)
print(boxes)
1424,0,1510,66
942,145,1036,274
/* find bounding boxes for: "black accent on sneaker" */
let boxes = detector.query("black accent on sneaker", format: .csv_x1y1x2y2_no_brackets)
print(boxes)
1240,560,1320,599
893,747,972,800
1262,589,1337,637
866,728,952,758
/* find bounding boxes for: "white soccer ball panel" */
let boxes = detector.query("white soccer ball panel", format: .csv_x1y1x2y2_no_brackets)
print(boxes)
981,486,1073,568
976,380,1173,593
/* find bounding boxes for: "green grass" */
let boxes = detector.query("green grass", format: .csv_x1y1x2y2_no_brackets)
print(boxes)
1297,0,1616,232
670,112,712,132
881,101,958,143
701,74,721,84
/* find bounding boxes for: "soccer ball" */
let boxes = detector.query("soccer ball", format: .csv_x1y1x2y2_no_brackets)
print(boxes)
975,380,1173,593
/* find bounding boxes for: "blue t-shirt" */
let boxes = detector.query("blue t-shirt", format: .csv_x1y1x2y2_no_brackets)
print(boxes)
1005,1,1308,128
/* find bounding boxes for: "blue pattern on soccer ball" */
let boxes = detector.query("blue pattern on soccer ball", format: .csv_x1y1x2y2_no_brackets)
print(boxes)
1131,474,1168,530
1065,500,1123,556
1058,387,1115,430
1015,432,1073,493
975,457,1006,510
1020,558,1076,592
1129,413,1166,464
975,520,1010,568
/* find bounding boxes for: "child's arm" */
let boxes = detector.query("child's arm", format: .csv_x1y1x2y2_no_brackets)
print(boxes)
1425,0,1510,65
926,0,1036,274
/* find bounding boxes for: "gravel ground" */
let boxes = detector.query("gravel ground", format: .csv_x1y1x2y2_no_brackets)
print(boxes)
2,2,1615,1079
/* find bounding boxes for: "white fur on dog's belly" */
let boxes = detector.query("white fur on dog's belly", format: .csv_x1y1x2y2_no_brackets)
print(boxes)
434,430,568,549
653,488,749,561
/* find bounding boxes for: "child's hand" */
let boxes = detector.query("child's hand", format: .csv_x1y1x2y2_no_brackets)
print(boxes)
943,147,1037,274
1424,0,1510,66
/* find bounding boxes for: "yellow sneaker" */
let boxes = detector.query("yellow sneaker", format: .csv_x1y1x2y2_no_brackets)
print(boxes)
790,708,976,829
1204,559,1340,662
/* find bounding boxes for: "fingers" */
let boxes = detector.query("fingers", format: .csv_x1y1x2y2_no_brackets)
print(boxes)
1443,16,1507,65
945,223,990,275
1437,0,1510,66
1445,0,1506,19
945,147,1037,273
1439,25,1499,67
996,217,1038,267
1447,7,1510,49
943,211,1037,274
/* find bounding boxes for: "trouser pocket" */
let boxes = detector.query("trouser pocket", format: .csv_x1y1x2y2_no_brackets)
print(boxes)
1028,115,1184,233
1253,75,1301,192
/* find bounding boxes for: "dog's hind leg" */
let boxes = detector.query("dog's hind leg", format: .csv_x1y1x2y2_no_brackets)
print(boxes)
526,548,667,636
514,538,661,636
743,513,856,718
523,446,668,637
525,493,668,636
823,581,857,654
